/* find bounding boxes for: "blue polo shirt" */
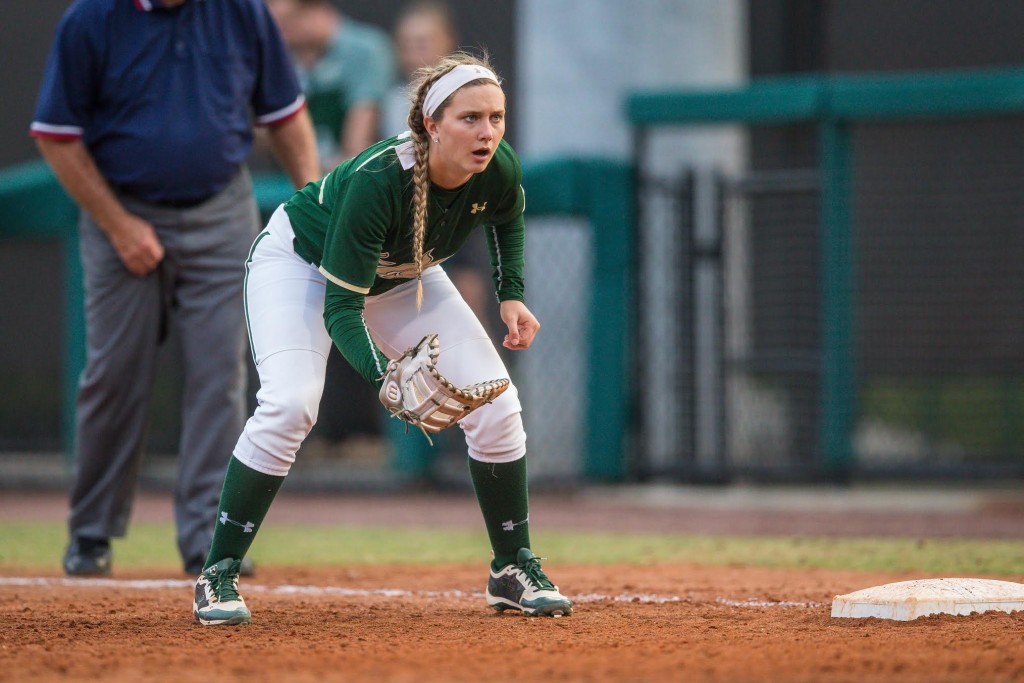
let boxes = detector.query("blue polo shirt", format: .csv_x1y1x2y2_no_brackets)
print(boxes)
31,0,305,204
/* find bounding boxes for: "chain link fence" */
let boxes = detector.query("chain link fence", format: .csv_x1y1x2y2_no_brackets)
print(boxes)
630,75,1024,481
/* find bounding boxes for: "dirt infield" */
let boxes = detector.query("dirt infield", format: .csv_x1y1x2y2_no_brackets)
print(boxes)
4,564,1024,682
3,488,1024,682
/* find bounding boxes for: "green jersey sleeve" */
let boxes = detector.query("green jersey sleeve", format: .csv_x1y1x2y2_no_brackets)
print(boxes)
322,283,390,387
485,154,527,302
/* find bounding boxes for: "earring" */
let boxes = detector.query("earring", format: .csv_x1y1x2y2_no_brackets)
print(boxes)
432,137,439,143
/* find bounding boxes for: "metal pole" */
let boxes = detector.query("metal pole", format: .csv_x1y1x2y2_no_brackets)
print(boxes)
818,120,856,475
691,169,725,471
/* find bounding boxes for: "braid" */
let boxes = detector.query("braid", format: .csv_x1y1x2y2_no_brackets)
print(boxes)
410,140,429,310
407,71,441,310
405,51,500,310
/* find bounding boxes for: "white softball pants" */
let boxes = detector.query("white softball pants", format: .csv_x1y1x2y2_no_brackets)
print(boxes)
233,206,526,476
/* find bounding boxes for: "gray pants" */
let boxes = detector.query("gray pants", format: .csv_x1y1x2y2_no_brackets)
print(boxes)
69,168,258,570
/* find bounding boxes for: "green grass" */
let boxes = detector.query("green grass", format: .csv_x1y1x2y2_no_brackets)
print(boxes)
3,521,1024,576
861,376,1024,455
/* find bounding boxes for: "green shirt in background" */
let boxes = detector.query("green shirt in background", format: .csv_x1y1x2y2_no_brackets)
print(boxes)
297,17,395,163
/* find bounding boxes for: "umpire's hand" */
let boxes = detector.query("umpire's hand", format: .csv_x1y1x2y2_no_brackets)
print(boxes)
110,214,165,277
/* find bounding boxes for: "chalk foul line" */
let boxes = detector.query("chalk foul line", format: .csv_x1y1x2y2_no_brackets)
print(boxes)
0,577,824,608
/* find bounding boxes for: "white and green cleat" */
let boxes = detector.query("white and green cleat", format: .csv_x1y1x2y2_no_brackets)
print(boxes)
485,548,573,617
193,558,251,626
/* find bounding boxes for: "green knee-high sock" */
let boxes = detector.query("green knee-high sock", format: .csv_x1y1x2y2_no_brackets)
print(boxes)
468,455,531,569
204,456,285,570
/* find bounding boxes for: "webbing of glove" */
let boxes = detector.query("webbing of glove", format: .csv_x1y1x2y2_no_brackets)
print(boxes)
378,334,510,437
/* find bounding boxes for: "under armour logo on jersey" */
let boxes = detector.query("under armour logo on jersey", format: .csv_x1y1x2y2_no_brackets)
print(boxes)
471,202,488,214
220,511,255,533
501,516,529,531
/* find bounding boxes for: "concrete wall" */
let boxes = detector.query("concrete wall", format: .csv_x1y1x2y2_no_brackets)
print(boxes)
518,0,746,161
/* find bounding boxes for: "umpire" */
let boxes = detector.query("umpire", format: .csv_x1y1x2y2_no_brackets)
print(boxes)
30,0,319,577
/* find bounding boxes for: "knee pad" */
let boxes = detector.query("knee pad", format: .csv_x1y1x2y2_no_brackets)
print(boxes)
234,350,326,476
462,389,527,463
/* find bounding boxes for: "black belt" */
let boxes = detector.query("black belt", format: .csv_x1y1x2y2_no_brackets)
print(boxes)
149,194,213,208
111,184,213,209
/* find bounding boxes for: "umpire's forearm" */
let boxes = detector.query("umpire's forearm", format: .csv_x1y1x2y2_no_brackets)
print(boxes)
265,108,320,189
35,137,132,234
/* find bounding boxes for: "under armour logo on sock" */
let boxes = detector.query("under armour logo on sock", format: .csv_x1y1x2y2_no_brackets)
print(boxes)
502,516,529,531
220,511,255,533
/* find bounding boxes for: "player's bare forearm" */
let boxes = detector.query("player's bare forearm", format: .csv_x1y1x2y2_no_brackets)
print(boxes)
266,108,320,188
35,137,163,276
499,300,540,350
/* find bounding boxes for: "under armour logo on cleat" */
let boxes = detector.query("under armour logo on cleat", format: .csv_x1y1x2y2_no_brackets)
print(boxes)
220,511,255,533
501,516,529,531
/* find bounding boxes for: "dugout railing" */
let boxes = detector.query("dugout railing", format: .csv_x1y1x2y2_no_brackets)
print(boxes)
628,66,1024,481
0,157,632,486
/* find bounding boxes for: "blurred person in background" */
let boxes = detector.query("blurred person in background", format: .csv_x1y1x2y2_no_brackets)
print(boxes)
384,0,493,333
267,0,395,171
30,0,319,578
381,0,458,138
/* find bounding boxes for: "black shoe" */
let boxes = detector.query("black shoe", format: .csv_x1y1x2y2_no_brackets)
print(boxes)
186,555,255,578
63,537,112,576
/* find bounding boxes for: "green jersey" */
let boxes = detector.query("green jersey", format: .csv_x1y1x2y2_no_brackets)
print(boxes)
283,133,526,385
287,133,526,301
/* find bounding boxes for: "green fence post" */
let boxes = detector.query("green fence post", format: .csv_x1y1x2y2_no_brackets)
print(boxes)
818,119,856,475
0,161,83,462
583,160,633,481
522,158,632,481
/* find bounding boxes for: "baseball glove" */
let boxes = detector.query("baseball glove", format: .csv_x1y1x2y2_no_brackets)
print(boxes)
378,334,509,438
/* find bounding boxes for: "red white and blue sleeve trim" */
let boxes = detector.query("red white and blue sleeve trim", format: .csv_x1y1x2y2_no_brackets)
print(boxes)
29,96,305,138
254,94,307,127
29,122,83,140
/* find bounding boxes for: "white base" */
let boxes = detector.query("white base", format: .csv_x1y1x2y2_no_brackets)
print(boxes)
831,578,1024,621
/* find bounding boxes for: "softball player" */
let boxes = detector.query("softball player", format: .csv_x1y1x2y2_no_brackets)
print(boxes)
193,53,573,625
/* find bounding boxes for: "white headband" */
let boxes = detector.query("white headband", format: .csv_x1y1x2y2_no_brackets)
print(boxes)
423,64,500,118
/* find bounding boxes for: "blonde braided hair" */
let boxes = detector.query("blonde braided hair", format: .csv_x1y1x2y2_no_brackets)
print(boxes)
406,51,500,309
